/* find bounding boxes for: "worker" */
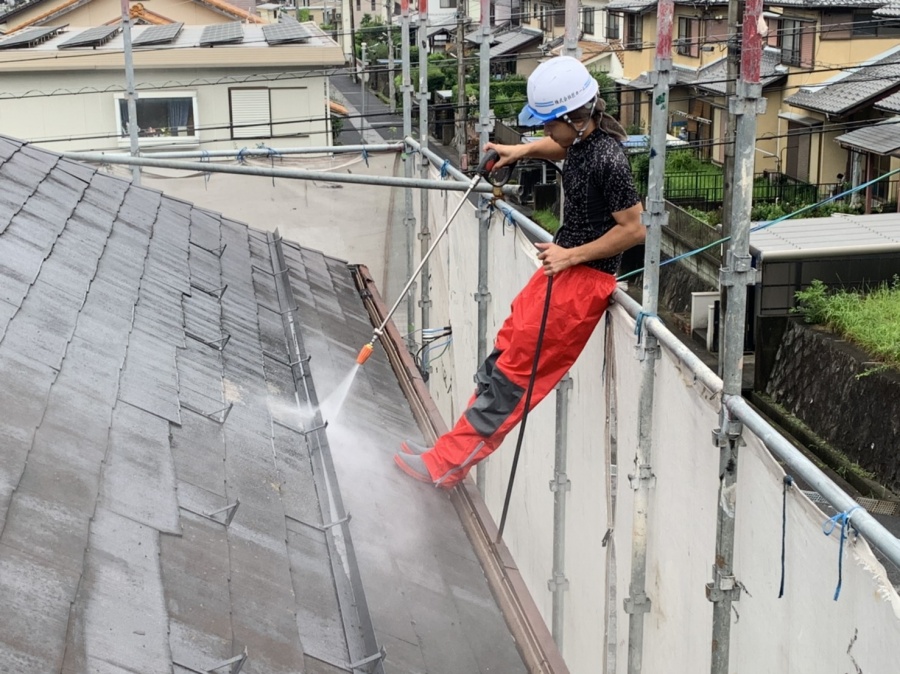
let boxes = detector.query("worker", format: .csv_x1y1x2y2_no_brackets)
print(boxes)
394,55,646,489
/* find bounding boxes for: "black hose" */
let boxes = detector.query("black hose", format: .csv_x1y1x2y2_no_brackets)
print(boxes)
496,274,554,543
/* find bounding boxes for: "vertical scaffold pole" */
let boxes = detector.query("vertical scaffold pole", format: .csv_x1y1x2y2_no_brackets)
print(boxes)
401,0,417,352
707,0,764,671
120,0,141,185
624,0,673,671
474,0,492,494
418,0,433,376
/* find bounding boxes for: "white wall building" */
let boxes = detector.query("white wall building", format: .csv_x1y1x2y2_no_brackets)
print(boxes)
0,23,346,152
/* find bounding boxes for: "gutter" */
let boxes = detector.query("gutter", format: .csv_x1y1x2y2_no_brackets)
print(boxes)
351,263,570,674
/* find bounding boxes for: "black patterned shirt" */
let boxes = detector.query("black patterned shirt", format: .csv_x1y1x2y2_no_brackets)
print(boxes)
555,128,641,275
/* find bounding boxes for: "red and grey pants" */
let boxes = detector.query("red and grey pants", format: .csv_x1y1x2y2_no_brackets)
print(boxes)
421,265,618,487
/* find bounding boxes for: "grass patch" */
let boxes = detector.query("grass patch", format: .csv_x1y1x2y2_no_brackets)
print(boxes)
531,209,559,234
794,277,900,369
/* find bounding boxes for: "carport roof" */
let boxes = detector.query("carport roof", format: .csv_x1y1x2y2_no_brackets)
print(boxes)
750,212,900,260
0,136,530,674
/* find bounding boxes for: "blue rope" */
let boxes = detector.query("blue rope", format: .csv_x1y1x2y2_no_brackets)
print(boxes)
822,505,860,600
237,147,249,165
634,311,655,343
778,475,794,598
362,147,369,167
440,159,450,179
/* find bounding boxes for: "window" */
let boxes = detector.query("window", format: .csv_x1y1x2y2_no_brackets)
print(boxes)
116,92,198,146
821,10,900,38
780,18,813,68
582,6,595,35
523,0,531,21
606,11,620,40
624,13,643,49
676,17,699,57
439,0,457,7
539,5,548,32
230,88,271,139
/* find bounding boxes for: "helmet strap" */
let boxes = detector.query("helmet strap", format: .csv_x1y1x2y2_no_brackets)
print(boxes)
562,98,597,145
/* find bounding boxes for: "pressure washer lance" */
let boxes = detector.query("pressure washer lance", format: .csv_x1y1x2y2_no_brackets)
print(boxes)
356,172,485,365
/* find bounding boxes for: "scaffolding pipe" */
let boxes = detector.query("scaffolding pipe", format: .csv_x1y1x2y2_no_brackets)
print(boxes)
61,153,511,193
708,0,764,671
66,144,404,160
120,0,141,185
418,0,433,376
474,0,492,494
563,0,580,58
401,0,417,353
625,2,672,671
550,374,573,648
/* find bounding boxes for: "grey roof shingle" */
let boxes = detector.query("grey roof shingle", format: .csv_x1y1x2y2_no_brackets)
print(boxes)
625,47,786,92
835,116,900,156
0,136,529,674
784,45,900,114
876,90,900,112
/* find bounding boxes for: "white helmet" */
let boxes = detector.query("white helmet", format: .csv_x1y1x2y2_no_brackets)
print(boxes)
518,56,599,126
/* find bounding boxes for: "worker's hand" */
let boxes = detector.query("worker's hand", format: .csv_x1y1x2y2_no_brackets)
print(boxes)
483,142,523,169
535,242,575,277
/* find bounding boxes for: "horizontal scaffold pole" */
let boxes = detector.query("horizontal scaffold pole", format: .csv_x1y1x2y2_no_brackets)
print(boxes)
62,152,520,196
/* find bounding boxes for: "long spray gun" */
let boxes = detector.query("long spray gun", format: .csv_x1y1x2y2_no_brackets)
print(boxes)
356,150,518,365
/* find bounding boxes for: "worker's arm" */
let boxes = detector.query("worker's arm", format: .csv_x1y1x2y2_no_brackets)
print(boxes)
535,203,646,276
484,136,567,168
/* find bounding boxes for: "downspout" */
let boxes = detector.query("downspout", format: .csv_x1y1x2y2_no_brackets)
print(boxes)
707,0,764,671
624,0,672,671
402,0,418,352
475,0,493,494
418,0,433,376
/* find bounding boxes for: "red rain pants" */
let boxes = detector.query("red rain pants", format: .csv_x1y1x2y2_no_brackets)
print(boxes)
421,265,618,487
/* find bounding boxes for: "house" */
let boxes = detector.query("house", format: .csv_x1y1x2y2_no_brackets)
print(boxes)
0,0,264,32
0,21,346,152
464,23,543,76
0,132,539,673
612,0,900,207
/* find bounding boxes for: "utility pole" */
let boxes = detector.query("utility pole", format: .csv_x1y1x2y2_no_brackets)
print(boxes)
349,0,359,83
563,0,579,58
361,41,368,139
455,0,468,168
120,0,141,185
401,0,417,351
707,0,764,670
387,0,396,113
717,0,742,369
624,0,672,671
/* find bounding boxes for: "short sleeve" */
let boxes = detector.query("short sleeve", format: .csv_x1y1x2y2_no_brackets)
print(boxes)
600,148,641,215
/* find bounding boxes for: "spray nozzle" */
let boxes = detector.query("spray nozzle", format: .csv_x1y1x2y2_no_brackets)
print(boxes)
356,341,375,365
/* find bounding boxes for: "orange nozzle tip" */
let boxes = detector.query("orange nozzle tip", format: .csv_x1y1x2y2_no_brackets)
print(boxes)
356,343,374,365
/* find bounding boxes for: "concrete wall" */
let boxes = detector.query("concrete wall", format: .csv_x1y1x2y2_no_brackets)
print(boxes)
417,178,900,673
0,68,331,152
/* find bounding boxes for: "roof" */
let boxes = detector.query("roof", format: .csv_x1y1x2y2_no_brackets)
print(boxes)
876,0,900,14
835,116,900,156
876,90,900,113
0,135,530,673
464,24,542,57
624,47,786,93
1,0,262,31
0,23,345,70
784,45,900,115
750,211,900,260
549,39,626,67
691,47,787,95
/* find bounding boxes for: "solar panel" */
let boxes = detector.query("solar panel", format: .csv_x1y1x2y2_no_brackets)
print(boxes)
0,26,64,50
57,25,119,49
262,22,312,45
199,22,243,47
132,22,183,47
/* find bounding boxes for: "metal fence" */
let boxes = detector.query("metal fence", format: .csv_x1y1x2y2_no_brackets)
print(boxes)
633,171,823,211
